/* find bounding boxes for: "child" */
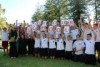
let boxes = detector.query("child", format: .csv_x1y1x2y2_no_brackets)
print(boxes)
56,34,64,59
40,33,48,59
93,24,100,63
34,34,41,57
2,27,8,55
65,35,73,60
84,33,96,65
73,34,85,62
49,35,56,59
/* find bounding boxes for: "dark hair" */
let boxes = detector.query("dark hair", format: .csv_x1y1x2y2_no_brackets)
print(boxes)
76,34,80,37
87,33,92,37
94,24,98,26
85,23,88,25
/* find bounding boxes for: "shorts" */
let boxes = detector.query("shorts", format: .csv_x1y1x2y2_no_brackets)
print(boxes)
2,41,8,49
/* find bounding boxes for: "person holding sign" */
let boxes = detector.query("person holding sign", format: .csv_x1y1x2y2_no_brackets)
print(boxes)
40,32,48,59
48,35,56,59
64,26,70,40
56,34,65,59
48,25,54,38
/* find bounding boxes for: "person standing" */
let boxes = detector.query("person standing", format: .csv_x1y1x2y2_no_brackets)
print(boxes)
9,28,18,58
1,27,8,55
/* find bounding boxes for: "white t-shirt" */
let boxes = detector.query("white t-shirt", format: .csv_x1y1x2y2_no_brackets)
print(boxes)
57,39,64,50
65,40,73,51
2,31,8,41
73,40,85,55
41,38,48,48
71,29,79,40
34,38,41,48
49,39,56,49
84,39,95,54
94,28,100,42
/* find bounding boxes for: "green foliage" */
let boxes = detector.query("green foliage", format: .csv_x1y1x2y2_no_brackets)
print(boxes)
0,4,7,28
32,8,44,22
67,0,86,26
0,51,99,67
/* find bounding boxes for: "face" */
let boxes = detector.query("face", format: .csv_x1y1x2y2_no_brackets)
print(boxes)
93,25,97,29
87,35,91,40
3,28,7,32
84,23,88,29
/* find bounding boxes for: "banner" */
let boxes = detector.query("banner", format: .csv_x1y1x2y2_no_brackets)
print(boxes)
42,21,47,26
56,26,61,33
52,19,57,26
61,20,66,26
48,26,53,32
70,19,74,26
31,24,37,31
40,25,46,31
64,26,69,33
37,20,42,25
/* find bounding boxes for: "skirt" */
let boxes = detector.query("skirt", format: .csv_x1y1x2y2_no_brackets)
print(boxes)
49,48,56,56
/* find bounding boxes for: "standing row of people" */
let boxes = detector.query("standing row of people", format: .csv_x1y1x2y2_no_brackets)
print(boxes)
1,21,100,65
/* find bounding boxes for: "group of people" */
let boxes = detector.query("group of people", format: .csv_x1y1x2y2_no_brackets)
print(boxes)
1,19,100,65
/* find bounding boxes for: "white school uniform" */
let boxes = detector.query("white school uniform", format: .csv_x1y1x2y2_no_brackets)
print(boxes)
84,38,95,55
94,28,100,42
2,31,8,41
71,29,79,40
56,39,64,50
65,40,73,51
49,39,56,49
73,40,85,55
41,38,48,48
34,38,41,48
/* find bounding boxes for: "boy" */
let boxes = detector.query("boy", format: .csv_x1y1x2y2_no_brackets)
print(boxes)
73,34,85,62
2,27,8,55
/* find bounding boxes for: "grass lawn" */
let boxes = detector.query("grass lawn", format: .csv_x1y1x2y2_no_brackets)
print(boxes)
0,51,100,67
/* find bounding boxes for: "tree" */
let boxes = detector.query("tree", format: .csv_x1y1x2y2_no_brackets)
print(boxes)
0,4,6,28
67,0,86,26
44,0,69,22
32,8,44,22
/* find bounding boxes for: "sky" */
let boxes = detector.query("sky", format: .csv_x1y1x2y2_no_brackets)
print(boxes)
0,0,46,23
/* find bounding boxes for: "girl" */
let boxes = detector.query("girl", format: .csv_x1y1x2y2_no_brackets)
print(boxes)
56,34,65,59
48,35,56,59
40,33,48,59
9,28,18,58
34,34,41,57
65,35,73,60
